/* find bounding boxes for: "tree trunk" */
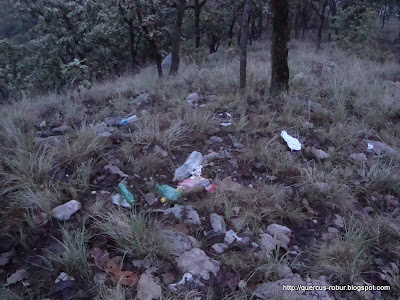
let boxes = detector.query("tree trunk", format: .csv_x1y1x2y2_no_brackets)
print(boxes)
170,0,186,75
316,1,328,51
270,0,289,96
128,21,139,71
257,7,263,39
294,3,301,39
228,3,244,47
240,0,252,91
194,0,201,48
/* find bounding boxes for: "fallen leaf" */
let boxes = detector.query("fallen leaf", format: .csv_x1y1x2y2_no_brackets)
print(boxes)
0,250,14,266
174,223,190,235
90,247,110,269
6,269,28,285
105,256,122,275
111,270,140,286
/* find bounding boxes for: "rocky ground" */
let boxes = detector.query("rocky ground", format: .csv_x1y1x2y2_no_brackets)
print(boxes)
1,39,400,300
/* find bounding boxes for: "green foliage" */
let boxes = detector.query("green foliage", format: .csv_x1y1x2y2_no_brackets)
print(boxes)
334,5,377,55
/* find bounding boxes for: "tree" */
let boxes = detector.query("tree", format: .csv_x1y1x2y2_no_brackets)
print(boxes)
310,0,330,50
240,0,252,91
192,0,208,48
270,0,289,96
170,0,186,75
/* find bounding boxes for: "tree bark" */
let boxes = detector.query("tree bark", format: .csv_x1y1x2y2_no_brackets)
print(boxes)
240,0,252,91
194,1,201,48
270,0,289,96
257,7,263,39
170,0,186,75
128,21,139,71
294,3,301,39
316,1,328,51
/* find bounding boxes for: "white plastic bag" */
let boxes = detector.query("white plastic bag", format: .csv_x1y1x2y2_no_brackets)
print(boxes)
281,131,302,151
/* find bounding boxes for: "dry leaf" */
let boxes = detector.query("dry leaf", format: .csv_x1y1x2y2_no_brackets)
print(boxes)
112,270,140,286
90,247,110,269
0,250,14,266
6,269,28,285
105,256,122,274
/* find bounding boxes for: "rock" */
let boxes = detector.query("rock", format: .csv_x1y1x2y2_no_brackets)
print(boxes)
159,229,197,255
144,193,157,206
137,273,162,300
273,265,294,280
328,227,339,233
176,248,220,281
314,182,330,194
266,224,291,250
251,242,259,248
153,145,168,158
267,224,291,236
253,274,333,300
104,117,123,126
203,151,220,164
362,139,397,156
233,142,244,149
185,93,200,105
218,177,243,193
204,95,218,102
51,200,81,221
231,218,245,231
224,230,243,244
349,153,368,162
207,136,223,144
156,205,201,225
206,127,221,136
34,136,62,146
259,233,277,253
333,214,345,229
133,93,151,106
161,54,172,74
211,243,228,254
52,125,72,135
210,213,226,234
312,147,329,160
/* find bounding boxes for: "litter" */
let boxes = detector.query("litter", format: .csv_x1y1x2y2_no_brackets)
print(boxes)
171,273,193,287
112,194,132,208
118,115,138,126
367,143,374,150
173,151,203,182
114,183,135,207
156,184,182,201
160,197,167,204
220,122,232,127
280,131,302,151
178,175,216,193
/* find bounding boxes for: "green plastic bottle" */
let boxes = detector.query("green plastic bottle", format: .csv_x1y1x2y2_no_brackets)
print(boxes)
156,184,181,201
117,183,135,206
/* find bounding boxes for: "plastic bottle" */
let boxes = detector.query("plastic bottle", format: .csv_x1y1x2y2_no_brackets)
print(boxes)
173,151,203,181
156,184,182,201
118,115,138,126
116,183,135,206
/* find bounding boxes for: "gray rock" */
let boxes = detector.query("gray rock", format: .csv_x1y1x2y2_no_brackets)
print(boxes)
162,54,172,74
233,142,244,149
104,117,123,126
333,214,345,229
176,248,220,281
133,93,151,106
267,224,291,236
311,147,329,160
160,229,197,255
224,230,243,244
185,93,200,105
259,233,277,252
153,145,168,158
210,213,226,234
207,136,223,144
314,182,330,194
273,264,294,280
137,273,162,300
350,153,368,162
52,125,72,135
328,227,339,233
156,205,201,225
211,243,228,254
51,200,81,221
254,274,333,300
362,139,397,156
144,193,157,206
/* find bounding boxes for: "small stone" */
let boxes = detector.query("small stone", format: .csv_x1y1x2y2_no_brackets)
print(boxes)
210,213,226,234
211,243,228,254
251,242,259,248
328,227,339,233
159,229,196,255
137,273,162,300
144,193,157,206
349,153,368,162
224,230,243,244
333,214,345,228
311,147,329,160
362,139,397,156
207,136,223,144
273,265,293,280
267,224,291,236
52,125,73,135
312,219,318,224
51,200,81,221
176,248,220,281
233,142,244,149
133,93,151,106
153,145,168,158
185,93,200,105
259,233,276,253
